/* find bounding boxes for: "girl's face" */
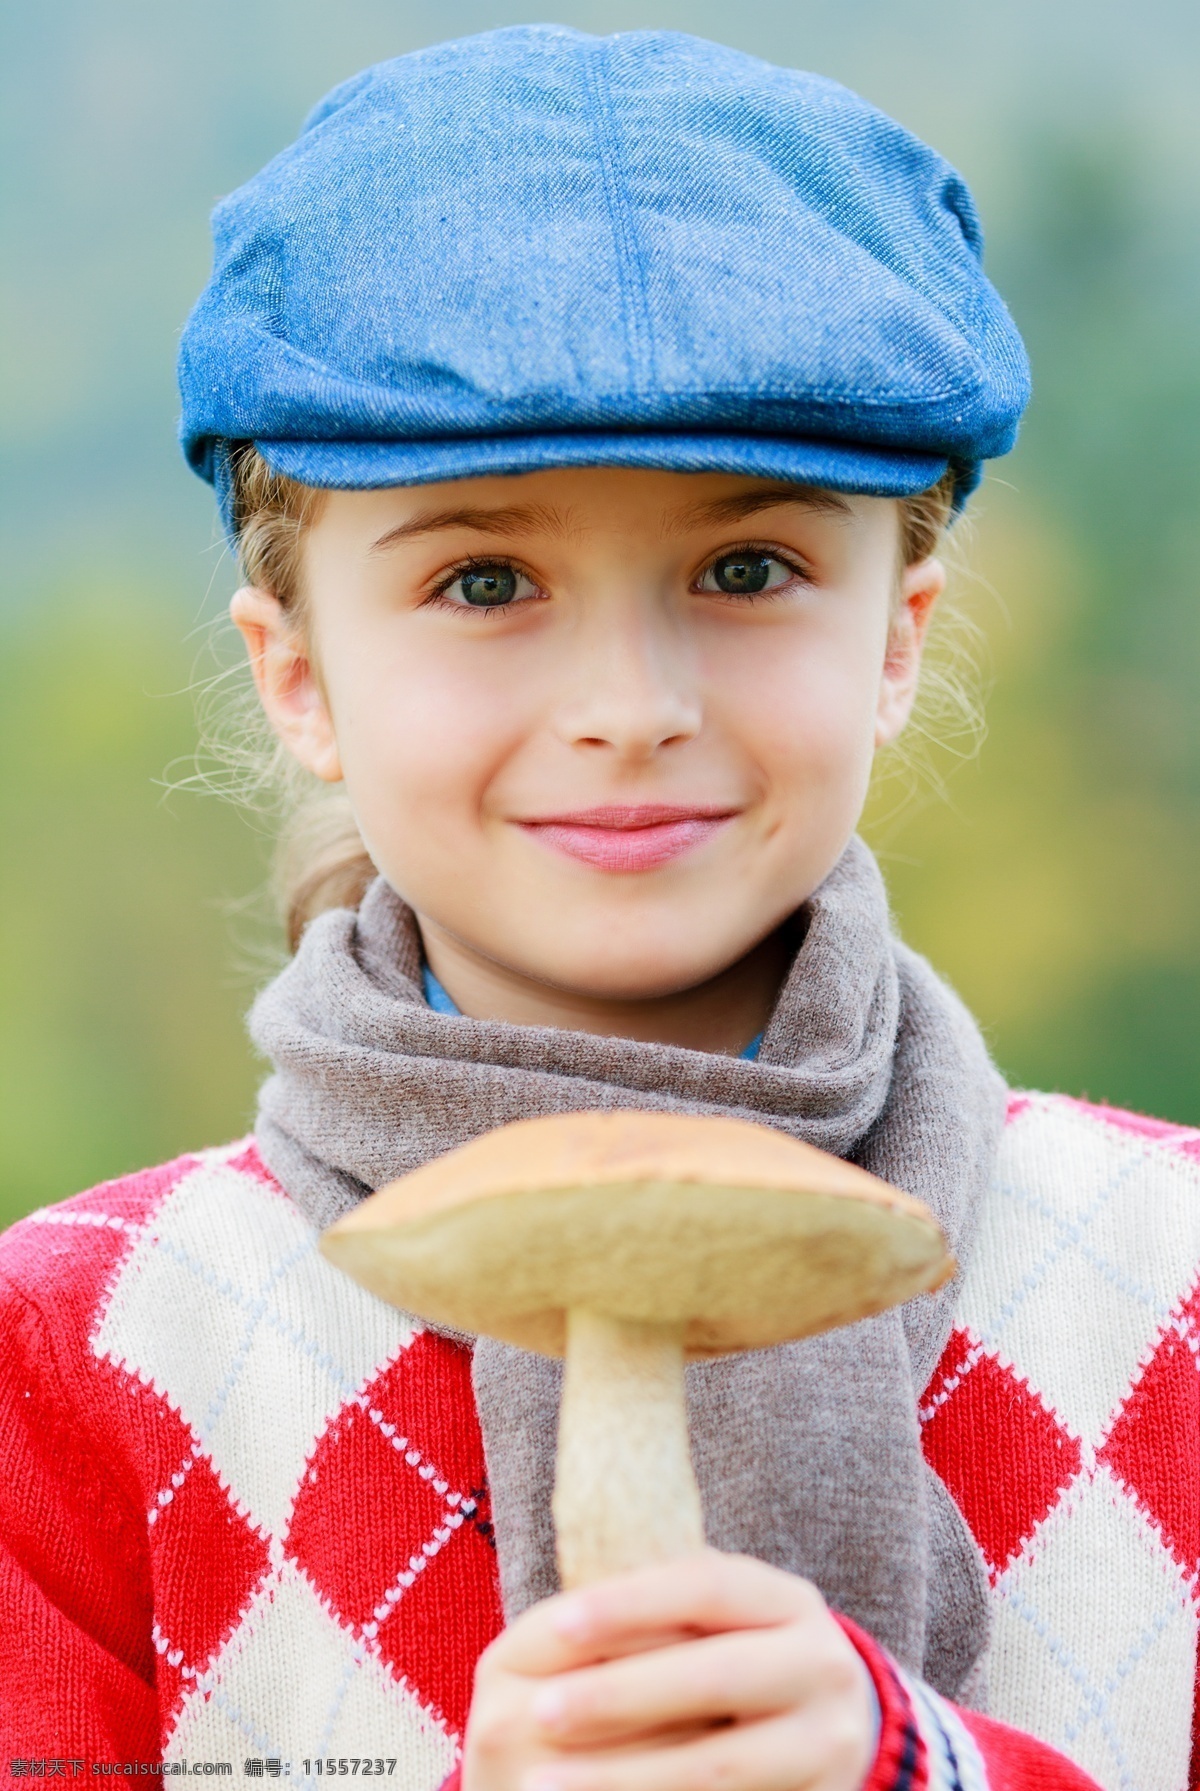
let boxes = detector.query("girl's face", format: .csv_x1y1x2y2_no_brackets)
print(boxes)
235,466,941,1030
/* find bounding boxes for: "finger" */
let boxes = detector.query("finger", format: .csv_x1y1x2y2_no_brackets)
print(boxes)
484,1592,695,1678
481,1595,605,1678
550,1551,823,1650
524,1708,869,1791
531,1625,838,1746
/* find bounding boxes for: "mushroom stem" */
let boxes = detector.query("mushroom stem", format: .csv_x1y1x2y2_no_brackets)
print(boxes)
553,1307,705,1589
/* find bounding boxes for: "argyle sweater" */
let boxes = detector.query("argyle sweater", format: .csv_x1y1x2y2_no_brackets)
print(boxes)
2,1096,1199,1789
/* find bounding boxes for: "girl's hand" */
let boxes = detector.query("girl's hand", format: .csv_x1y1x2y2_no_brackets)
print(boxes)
462,1550,876,1791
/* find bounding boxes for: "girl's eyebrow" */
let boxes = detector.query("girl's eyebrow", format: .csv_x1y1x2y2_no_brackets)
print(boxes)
369,504,561,553
679,485,853,528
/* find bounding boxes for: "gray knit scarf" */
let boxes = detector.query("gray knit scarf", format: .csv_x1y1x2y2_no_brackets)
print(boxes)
250,836,1004,1705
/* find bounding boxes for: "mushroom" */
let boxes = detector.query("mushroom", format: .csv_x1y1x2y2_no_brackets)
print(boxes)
320,1110,953,1590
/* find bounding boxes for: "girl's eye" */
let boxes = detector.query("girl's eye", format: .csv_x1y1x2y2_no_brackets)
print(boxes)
697,552,799,597
442,564,538,608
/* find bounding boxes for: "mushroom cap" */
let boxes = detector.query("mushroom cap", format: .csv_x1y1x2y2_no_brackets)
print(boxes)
319,1110,954,1357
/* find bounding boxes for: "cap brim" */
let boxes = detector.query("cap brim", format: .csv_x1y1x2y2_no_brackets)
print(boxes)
255,431,954,500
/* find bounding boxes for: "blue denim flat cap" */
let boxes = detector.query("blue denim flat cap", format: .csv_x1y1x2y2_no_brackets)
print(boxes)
178,25,1030,535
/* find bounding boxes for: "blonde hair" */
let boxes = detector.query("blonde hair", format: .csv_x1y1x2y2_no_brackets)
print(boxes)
217,444,964,950
220,444,374,951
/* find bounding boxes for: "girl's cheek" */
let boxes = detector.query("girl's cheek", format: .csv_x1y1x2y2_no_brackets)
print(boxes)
710,604,883,739
345,657,531,826
750,662,876,791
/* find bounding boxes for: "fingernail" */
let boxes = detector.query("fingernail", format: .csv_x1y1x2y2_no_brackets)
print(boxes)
531,1685,568,1730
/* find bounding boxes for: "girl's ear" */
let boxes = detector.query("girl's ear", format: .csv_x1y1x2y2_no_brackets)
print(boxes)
875,556,945,748
230,586,343,782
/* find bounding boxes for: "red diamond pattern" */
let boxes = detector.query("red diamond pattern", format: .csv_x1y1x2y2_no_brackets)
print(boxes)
287,1393,450,1633
377,1502,500,1736
148,1419,271,1714
1100,1275,1200,1580
150,1427,271,1677
286,1329,502,1734
922,1328,1082,1578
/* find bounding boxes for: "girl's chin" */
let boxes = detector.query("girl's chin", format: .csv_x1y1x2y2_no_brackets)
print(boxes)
495,928,769,1002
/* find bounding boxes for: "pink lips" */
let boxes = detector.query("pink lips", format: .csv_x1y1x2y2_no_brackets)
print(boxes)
518,804,737,872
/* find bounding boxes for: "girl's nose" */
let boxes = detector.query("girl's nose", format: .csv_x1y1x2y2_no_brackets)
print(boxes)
552,602,703,759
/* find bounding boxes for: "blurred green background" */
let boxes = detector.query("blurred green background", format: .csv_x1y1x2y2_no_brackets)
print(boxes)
3,1,1199,1226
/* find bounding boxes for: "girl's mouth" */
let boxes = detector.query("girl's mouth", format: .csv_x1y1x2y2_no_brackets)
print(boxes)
517,804,739,872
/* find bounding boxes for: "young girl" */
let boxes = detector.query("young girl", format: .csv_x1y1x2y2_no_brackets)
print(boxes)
2,25,1196,1791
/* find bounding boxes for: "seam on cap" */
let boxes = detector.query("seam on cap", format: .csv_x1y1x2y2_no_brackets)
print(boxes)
581,37,655,398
